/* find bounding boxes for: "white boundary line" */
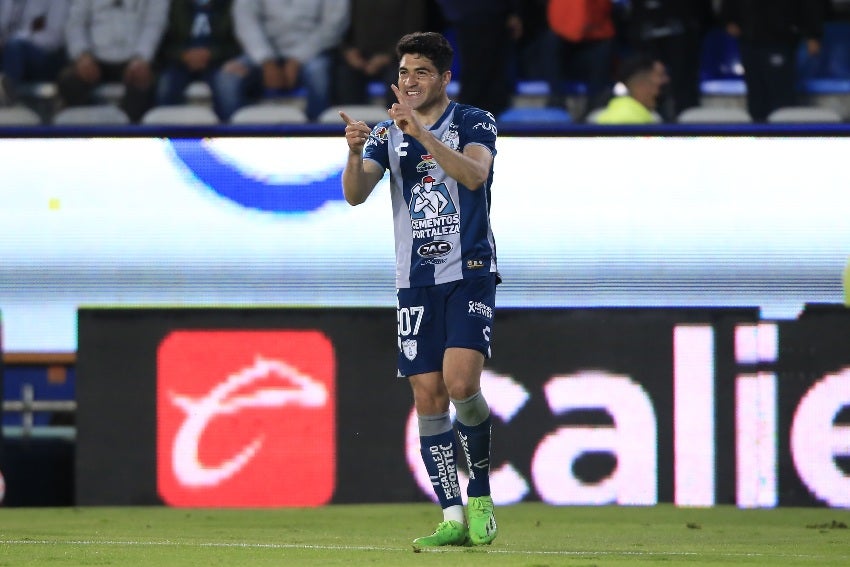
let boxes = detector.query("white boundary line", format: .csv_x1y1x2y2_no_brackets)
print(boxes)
0,539,845,560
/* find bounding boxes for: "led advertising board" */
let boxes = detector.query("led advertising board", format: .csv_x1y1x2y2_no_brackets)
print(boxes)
1,136,848,352
76,306,850,508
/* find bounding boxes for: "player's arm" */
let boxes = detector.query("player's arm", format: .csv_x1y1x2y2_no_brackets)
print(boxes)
388,84,492,191
340,111,385,206
417,135,492,191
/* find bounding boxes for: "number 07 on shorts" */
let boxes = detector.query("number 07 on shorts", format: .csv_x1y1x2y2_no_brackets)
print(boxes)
396,274,497,377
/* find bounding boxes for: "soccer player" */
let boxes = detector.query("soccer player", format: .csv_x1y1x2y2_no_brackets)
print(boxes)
340,31,499,548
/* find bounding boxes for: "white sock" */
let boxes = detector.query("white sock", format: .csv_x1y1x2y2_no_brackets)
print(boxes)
443,504,466,525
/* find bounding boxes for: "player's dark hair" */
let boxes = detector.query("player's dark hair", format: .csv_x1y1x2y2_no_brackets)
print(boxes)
396,32,454,74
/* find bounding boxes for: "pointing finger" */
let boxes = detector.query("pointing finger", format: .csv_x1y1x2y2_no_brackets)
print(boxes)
339,111,355,125
390,83,403,103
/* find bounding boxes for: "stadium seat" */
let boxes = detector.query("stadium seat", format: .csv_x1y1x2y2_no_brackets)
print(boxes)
53,104,130,125
318,104,390,125
497,106,572,126
700,79,747,96
185,81,212,104
767,106,843,123
93,82,125,104
700,26,744,80
699,26,746,99
230,103,308,124
16,81,57,100
677,106,752,124
141,105,219,125
0,105,42,125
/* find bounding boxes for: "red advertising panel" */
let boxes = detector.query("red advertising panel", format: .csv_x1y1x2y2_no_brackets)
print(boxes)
156,330,335,507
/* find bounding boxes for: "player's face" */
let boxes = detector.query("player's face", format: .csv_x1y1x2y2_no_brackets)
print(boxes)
397,54,448,111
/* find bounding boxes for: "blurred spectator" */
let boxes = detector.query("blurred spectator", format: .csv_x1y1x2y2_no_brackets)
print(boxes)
0,0,69,105
155,0,239,121
594,52,668,123
797,2,850,82
719,0,825,122
58,0,168,123
333,0,427,107
217,0,349,121
435,0,522,117
623,0,715,121
514,0,550,81
545,0,618,118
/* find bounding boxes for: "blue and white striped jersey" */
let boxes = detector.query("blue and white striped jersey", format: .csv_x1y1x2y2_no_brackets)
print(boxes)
363,101,500,289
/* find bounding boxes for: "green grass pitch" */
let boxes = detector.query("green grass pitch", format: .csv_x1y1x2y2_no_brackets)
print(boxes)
0,503,848,566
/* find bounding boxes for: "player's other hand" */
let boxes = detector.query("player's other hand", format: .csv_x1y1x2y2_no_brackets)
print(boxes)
340,111,372,154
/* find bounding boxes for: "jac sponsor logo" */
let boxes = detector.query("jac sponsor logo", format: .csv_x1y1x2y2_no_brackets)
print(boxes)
417,240,452,258
157,330,336,507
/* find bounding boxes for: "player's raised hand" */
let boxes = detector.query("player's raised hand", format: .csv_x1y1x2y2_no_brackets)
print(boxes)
390,84,423,138
340,111,372,154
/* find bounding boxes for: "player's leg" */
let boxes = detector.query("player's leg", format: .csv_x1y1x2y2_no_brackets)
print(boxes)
409,372,469,548
450,368,491,501
444,275,498,545
444,348,497,545
398,286,469,548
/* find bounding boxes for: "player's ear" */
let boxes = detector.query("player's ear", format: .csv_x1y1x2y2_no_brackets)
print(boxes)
442,70,451,88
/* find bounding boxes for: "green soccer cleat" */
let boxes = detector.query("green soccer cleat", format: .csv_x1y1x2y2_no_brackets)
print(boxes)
412,520,470,549
467,496,498,545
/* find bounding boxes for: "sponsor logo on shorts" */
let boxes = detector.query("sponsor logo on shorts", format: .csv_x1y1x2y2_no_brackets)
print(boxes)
469,301,494,320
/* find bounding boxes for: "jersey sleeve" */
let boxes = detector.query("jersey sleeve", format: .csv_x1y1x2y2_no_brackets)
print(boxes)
461,109,498,157
362,121,393,170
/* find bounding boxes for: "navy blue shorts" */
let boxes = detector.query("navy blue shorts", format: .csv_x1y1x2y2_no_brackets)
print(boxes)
396,274,497,378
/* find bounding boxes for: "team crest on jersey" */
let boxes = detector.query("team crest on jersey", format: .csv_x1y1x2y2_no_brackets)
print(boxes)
416,154,437,172
408,175,461,240
441,123,460,151
401,339,418,361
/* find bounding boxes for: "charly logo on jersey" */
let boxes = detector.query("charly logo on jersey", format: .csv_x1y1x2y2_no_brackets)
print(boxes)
416,154,437,172
409,175,460,240
166,139,345,213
